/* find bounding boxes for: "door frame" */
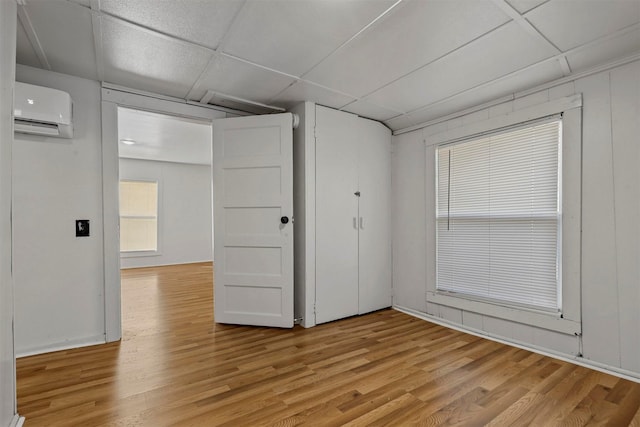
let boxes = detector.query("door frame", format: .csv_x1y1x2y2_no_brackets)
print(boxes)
100,86,246,342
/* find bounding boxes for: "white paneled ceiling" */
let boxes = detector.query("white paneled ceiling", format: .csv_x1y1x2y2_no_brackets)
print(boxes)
15,0,640,132
118,107,212,165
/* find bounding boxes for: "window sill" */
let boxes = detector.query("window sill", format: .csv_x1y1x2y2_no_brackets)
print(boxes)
120,250,161,258
427,291,580,335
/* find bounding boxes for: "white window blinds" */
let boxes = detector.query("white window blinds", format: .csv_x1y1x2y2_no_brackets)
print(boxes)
436,118,561,311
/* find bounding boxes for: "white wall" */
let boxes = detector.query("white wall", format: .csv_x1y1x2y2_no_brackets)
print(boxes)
119,158,213,268
13,65,105,356
0,2,18,425
392,59,640,379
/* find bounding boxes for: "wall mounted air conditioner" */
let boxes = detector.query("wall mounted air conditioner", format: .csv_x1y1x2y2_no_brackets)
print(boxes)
14,82,73,139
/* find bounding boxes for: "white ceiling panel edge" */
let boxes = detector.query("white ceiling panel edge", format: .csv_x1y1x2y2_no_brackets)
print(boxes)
393,50,640,135
17,2,50,69
298,0,404,80
185,0,248,100
90,0,104,82
102,82,252,117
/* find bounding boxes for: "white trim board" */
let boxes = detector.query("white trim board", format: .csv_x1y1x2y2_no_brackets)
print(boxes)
424,94,582,147
10,415,25,427
394,305,640,384
15,336,106,358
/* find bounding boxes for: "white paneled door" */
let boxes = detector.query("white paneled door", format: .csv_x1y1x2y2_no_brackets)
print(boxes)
212,113,294,328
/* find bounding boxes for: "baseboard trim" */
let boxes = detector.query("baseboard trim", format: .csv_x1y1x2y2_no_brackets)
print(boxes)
393,305,640,384
16,336,106,358
8,415,24,427
120,260,213,270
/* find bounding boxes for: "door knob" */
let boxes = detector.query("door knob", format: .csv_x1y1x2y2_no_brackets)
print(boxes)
280,216,289,224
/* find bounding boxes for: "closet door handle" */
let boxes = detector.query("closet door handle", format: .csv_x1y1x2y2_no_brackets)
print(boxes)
353,217,357,230
359,217,364,230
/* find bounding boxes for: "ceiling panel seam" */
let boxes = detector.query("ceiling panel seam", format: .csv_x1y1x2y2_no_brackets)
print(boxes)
338,99,406,116
390,93,515,134
558,57,572,76
90,0,104,82
265,79,358,109
384,22,640,128
491,0,563,54
393,51,640,135
186,0,247,104
215,0,249,52
185,0,249,100
17,3,51,70
397,56,563,118
492,0,574,77
297,0,405,80
63,0,381,108
97,12,214,52
203,89,285,112
185,53,219,101
218,52,299,81
356,21,513,102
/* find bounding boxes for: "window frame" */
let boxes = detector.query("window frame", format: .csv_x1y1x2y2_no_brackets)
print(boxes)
435,117,563,313
424,95,582,335
119,179,161,258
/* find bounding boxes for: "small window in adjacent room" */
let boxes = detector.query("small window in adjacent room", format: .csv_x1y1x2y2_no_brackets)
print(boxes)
436,118,562,313
119,180,158,253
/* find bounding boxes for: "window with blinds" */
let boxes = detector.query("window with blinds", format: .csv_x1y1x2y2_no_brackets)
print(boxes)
436,118,562,312
120,180,158,252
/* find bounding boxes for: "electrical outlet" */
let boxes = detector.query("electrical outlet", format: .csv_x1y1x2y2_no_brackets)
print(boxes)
76,219,90,237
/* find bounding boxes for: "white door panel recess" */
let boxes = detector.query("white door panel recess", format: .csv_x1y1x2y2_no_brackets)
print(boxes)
315,106,392,324
212,113,294,328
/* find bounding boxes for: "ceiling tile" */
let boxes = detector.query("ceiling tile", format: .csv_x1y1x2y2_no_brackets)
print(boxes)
21,1,98,80
386,60,563,132
269,81,356,110
222,0,396,77
16,19,41,68
102,18,212,98
526,0,640,51
505,0,548,14
304,0,510,97
341,100,402,122
100,0,244,49
197,55,296,104
365,22,557,113
567,26,640,73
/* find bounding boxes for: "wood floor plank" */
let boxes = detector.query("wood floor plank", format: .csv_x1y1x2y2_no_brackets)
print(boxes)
16,263,640,426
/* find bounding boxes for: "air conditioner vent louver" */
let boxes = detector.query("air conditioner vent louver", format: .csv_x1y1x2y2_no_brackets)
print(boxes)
15,118,61,136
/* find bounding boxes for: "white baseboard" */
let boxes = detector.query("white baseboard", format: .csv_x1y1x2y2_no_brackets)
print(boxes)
393,305,640,384
16,335,106,358
8,415,24,427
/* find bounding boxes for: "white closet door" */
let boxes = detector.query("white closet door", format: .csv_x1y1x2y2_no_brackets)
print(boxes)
358,119,392,314
212,113,294,328
315,106,359,324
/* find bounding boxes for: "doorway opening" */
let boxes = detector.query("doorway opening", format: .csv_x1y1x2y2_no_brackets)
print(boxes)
116,106,215,339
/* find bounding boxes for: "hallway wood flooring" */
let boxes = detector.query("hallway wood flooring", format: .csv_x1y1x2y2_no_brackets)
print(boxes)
16,263,640,426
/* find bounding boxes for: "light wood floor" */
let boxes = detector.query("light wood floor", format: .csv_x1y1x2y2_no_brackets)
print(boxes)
17,263,640,426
